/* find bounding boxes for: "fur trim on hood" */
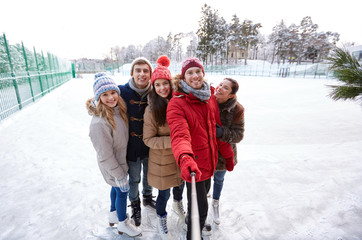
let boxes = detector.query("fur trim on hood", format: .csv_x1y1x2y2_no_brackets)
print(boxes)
171,74,183,93
86,98,97,116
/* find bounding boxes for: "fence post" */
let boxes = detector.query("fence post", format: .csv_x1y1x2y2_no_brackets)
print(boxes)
3,33,22,110
71,62,76,78
22,41,35,102
42,51,50,93
314,63,319,79
52,54,60,85
47,52,54,87
33,47,44,96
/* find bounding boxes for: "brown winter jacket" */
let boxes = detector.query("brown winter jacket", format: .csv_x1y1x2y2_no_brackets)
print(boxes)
143,105,183,190
87,99,129,186
216,97,245,170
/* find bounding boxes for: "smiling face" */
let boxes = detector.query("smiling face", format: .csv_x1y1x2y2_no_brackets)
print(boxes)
184,67,204,90
154,79,171,99
215,79,235,104
99,89,119,108
132,63,151,89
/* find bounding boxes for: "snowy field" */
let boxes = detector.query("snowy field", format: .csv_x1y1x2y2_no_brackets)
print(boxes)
1,74,362,240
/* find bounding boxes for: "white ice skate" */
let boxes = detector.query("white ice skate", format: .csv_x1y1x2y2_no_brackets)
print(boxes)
172,199,186,222
212,199,220,225
117,217,141,237
108,210,119,226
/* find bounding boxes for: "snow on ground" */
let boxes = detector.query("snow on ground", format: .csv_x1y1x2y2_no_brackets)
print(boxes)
1,74,362,240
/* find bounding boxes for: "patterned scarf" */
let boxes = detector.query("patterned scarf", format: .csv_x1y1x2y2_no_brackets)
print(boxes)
129,77,151,99
180,80,211,101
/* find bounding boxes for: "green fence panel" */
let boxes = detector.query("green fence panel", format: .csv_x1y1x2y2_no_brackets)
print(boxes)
0,33,73,122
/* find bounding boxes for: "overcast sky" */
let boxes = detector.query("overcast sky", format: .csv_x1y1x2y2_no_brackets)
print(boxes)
1,0,361,60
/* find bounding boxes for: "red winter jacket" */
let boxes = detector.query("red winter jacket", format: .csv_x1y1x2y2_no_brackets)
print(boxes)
166,78,234,182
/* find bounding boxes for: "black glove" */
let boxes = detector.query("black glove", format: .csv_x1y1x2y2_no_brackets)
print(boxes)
216,123,224,138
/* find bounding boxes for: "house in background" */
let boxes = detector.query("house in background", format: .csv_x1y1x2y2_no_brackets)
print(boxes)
348,45,362,62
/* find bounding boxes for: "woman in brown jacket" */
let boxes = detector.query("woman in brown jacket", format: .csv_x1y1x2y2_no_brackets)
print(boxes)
212,77,245,225
143,56,185,240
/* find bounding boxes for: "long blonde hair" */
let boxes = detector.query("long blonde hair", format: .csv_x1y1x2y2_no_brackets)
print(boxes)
86,96,128,130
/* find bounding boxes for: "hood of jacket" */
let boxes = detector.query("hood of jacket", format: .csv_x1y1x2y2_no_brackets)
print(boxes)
86,98,98,116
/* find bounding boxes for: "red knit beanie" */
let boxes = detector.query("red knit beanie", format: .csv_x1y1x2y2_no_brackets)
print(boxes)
151,55,172,85
181,57,205,79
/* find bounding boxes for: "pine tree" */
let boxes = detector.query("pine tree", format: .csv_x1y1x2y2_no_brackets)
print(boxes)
240,19,261,65
196,4,220,64
229,14,242,63
328,47,362,104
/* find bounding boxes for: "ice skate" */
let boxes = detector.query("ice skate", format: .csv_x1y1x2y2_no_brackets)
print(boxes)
143,194,156,209
130,199,141,226
212,199,220,225
172,199,186,221
202,224,212,236
108,210,119,226
157,213,172,240
117,216,142,237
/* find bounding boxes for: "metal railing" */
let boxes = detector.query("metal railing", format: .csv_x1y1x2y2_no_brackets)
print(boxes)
0,33,72,122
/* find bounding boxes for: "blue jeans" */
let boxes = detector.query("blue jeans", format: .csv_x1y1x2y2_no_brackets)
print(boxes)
128,156,153,202
212,170,226,200
156,182,185,216
110,187,128,221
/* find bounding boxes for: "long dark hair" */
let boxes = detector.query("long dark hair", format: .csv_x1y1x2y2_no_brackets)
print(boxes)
148,82,173,127
224,78,239,95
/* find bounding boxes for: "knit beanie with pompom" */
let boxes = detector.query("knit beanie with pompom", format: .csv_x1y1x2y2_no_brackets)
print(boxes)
151,55,172,85
93,73,120,102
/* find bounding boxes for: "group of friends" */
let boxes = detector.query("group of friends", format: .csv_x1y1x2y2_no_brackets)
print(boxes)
86,55,245,240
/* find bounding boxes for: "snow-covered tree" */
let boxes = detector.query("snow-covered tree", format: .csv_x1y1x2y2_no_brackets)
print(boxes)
213,16,229,64
268,16,339,64
123,45,142,63
285,24,299,63
186,34,198,58
1,35,10,72
240,19,261,65
172,33,183,62
196,4,219,64
296,16,318,63
269,20,289,64
166,33,173,58
229,14,242,63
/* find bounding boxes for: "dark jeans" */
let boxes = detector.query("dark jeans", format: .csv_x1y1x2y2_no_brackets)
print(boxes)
156,182,185,216
128,156,153,202
186,178,211,240
110,187,128,221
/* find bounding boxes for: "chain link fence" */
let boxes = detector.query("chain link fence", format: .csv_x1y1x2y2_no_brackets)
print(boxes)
0,33,73,122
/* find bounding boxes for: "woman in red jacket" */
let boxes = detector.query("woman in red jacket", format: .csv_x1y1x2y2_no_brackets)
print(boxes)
166,57,234,240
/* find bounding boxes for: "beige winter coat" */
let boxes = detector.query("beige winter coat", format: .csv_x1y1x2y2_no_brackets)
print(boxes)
88,101,129,187
143,105,183,190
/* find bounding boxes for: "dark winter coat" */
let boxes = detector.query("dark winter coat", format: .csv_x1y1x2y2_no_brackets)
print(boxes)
119,80,149,162
167,75,234,182
216,97,245,170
